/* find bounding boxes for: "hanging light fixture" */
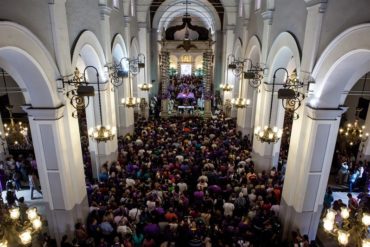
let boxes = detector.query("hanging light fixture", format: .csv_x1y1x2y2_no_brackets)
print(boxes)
339,73,369,146
0,206,43,246
121,75,140,108
0,70,31,149
220,55,234,92
231,74,250,108
323,206,370,246
254,68,284,144
1,106,30,149
86,66,116,142
137,55,152,91
339,108,369,146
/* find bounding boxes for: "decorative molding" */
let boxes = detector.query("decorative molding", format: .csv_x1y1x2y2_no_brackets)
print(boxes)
23,104,65,120
99,5,113,19
261,10,274,25
305,0,328,13
306,104,346,120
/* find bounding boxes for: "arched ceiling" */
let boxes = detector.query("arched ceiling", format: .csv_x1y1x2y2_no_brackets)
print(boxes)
150,0,224,32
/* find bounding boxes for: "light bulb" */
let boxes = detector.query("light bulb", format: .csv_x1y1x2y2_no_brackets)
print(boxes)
337,230,349,246
264,126,268,130
326,209,337,221
31,216,42,230
273,127,278,133
268,133,273,139
19,230,32,245
362,239,370,247
103,132,109,138
9,207,20,220
0,239,8,247
94,132,98,138
362,213,370,226
259,131,264,138
246,99,251,105
27,207,38,221
323,218,334,232
97,125,101,130
340,207,350,220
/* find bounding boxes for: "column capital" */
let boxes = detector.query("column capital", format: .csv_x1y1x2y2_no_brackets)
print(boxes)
99,5,113,19
22,105,65,120
305,0,328,13
261,10,274,25
124,16,132,25
306,104,346,120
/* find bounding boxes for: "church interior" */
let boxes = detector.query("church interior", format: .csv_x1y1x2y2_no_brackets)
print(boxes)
1,0,370,246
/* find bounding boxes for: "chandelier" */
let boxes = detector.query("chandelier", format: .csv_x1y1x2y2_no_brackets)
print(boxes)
221,57,233,92
220,83,233,92
323,207,370,246
86,66,116,142
121,75,140,108
254,68,283,143
138,82,152,91
231,75,250,108
0,106,31,150
339,109,369,146
0,206,43,246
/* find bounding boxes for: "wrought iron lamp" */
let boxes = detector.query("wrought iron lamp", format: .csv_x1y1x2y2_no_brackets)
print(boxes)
323,207,370,246
58,68,94,118
121,75,140,108
227,54,264,88
85,66,116,143
254,68,283,144
278,70,306,120
231,75,250,108
220,54,234,92
0,205,43,246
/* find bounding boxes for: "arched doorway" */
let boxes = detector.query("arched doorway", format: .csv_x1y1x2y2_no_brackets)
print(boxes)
0,21,87,241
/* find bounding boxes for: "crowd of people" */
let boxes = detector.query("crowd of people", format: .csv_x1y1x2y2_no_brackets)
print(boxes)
0,153,41,200
74,115,285,247
166,75,204,108
334,154,369,192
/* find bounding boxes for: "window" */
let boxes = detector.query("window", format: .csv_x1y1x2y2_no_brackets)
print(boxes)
113,0,120,9
181,64,192,75
255,0,261,10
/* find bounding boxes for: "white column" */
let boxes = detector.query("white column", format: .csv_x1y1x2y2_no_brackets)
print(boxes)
48,0,73,76
280,105,344,241
24,105,88,243
137,22,150,117
251,9,274,170
281,2,328,240
0,115,8,160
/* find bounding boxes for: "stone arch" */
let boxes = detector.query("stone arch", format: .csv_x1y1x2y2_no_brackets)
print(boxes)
71,30,107,79
311,24,370,108
152,0,222,33
253,32,301,170
0,21,61,107
245,35,262,64
112,33,128,70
